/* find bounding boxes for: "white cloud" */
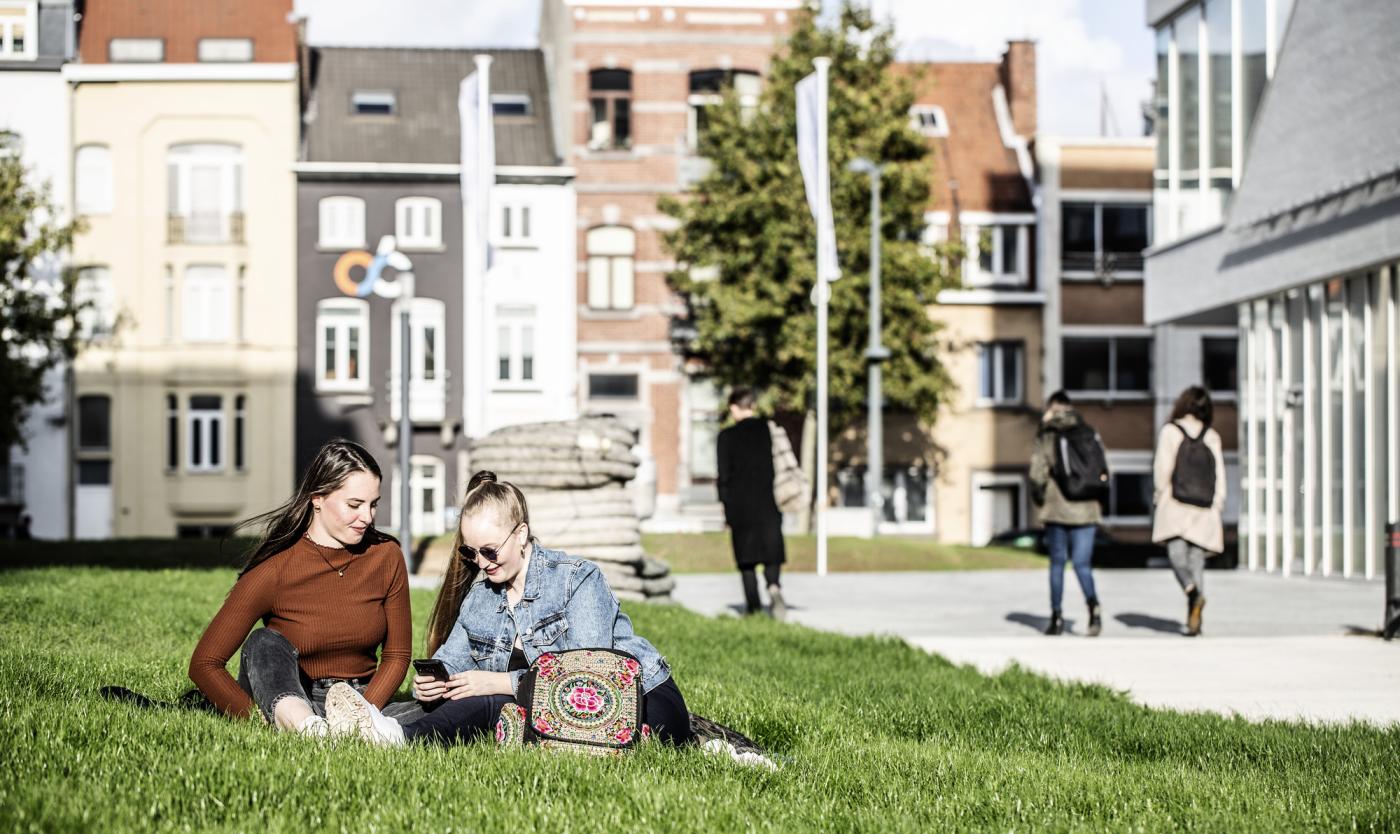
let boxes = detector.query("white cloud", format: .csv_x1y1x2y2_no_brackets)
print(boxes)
865,0,1153,138
295,0,540,48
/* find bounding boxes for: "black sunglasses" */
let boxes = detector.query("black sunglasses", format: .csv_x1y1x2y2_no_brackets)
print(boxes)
457,524,522,563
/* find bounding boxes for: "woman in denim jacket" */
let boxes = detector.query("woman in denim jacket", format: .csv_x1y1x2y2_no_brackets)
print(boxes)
326,470,695,747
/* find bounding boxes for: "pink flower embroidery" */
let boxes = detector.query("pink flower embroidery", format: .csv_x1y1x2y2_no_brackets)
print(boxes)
495,721,507,743
566,685,604,715
533,714,555,734
640,724,652,740
614,726,634,744
623,658,641,675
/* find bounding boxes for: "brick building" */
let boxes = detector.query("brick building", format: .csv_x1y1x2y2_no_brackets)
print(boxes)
539,0,798,523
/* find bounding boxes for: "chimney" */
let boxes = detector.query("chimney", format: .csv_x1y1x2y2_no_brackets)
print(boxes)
1001,40,1037,138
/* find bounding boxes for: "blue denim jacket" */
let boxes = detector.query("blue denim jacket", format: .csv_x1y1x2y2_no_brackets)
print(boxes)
433,546,672,695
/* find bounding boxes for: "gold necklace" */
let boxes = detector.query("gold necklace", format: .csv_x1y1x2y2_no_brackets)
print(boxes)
304,533,350,577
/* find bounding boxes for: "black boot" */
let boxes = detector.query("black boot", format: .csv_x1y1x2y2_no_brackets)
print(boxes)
1044,611,1064,636
1186,588,1204,636
1087,599,1102,637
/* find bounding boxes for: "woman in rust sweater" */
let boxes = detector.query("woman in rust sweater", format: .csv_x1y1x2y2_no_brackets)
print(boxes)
188,438,412,735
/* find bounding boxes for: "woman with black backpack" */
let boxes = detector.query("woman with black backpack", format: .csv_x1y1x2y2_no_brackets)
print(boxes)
1152,387,1227,637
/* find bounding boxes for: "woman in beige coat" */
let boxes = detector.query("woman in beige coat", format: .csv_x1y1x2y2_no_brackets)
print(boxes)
1152,386,1226,636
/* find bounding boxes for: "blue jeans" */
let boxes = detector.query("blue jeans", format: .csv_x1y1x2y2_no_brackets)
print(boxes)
1045,524,1098,612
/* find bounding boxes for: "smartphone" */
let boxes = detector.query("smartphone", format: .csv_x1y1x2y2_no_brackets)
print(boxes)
412,658,450,681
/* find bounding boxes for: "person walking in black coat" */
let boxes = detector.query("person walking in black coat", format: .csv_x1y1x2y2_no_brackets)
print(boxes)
716,388,788,620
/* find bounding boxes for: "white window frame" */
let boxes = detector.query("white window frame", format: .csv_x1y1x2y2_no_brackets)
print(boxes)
490,93,532,117
909,105,948,137
687,69,761,152
976,341,1024,406
108,37,164,62
395,197,442,250
197,38,253,63
390,297,446,422
1061,329,1155,399
970,471,1027,546
318,196,366,250
352,90,396,116
167,143,243,244
391,455,447,536
315,298,370,392
186,395,225,474
75,266,115,341
495,305,538,389
961,216,1030,288
0,2,38,61
75,145,113,216
182,265,232,343
1104,452,1154,526
1060,199,1152,281
586,226,636,311
495,201,536,248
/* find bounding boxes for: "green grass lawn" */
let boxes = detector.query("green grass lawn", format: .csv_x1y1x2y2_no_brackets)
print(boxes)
1,560,1396,833
644,533,1043,573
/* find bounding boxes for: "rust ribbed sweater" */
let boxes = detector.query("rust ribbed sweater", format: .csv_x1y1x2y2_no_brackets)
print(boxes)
188,536,412,718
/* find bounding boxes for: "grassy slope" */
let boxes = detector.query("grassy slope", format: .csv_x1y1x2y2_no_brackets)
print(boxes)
0,566,1395,834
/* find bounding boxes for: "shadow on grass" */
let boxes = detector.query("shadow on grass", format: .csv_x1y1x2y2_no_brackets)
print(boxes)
1115,612,1185,634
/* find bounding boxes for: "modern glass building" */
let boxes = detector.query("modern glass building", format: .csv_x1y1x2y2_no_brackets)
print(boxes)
1144,0,1400,581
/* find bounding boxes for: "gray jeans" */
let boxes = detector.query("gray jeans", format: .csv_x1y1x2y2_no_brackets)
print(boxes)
1166,538,1207,595
236,628,371,723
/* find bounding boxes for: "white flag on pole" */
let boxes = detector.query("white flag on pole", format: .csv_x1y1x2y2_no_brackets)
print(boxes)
796,70,839,282
459,69,495,270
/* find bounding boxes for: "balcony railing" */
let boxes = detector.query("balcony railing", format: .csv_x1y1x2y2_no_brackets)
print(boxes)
168,211,245,245
1061,250,1145,276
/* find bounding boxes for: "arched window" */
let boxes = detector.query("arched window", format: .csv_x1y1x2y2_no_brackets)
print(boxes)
588,68,632,150
167,143,243,244
586,226,636,311
75,145,112,215
318,196,366,249
395,197,442,249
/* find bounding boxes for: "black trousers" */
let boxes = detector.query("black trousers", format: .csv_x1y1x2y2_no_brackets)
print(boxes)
400,675,695,747
739,563,783,614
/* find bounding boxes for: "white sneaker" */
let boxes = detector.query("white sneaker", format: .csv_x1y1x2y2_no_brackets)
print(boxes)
296,714,330,737
325,682,406,746
700,737,779,771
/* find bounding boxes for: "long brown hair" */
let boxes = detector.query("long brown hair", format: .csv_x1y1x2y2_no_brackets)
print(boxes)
233,438,384,577
425,470,534,656
1169,385,1214,429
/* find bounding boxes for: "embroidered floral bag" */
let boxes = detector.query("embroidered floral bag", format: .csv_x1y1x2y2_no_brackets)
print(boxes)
495,648,651,756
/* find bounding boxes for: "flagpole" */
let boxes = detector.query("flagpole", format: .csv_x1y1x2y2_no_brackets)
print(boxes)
813,56,831,578
472,54,493,440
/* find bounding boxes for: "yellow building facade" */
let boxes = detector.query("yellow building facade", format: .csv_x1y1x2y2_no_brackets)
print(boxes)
66,64,298,537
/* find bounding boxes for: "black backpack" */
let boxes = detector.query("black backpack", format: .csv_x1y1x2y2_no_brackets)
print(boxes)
1170,422,1216,507
1051,422,1110,503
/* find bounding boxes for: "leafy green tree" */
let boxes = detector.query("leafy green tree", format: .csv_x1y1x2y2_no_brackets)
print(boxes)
0,153,87,451
662,2,954,427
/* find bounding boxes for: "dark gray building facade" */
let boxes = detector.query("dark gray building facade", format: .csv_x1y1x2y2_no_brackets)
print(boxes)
295,47,563,539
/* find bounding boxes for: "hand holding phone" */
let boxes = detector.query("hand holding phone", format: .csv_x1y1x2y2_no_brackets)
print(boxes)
412,658,450,681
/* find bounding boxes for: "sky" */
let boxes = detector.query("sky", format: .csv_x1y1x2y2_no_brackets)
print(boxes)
295,0,1155,139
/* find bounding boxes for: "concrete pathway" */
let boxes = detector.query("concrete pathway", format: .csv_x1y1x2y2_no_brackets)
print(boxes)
671,569,1400,726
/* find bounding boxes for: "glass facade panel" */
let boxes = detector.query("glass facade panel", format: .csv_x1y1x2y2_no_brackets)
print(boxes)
1176,6,1201,188
1325,281,1344,574
1241,0,1268,150
1348,276,1367,576
1155,27,1170,181
1205,0,1232,187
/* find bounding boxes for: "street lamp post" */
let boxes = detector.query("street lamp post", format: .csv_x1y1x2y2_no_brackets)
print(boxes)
847,157,890,533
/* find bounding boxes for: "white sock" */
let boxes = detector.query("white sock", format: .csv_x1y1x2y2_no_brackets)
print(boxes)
297,714,329,736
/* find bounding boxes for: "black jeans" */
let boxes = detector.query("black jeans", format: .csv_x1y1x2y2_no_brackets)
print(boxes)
399,675,696,747
236,628,369,724
739,563,782,614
